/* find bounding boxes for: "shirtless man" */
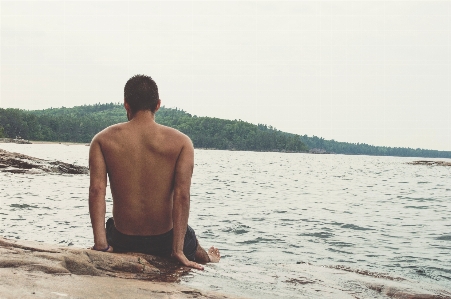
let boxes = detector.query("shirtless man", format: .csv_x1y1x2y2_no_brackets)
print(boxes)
88,74,220,270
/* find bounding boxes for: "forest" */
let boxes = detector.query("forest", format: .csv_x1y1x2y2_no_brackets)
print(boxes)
0,103,307,153
1,103,450,158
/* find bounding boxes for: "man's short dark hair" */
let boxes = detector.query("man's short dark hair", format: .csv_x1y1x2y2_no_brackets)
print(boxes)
124,75,159,113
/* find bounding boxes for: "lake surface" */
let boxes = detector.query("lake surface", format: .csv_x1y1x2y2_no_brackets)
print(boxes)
1,143,450,298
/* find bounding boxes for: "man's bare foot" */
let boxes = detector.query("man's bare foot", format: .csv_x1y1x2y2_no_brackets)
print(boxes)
207,246,220,263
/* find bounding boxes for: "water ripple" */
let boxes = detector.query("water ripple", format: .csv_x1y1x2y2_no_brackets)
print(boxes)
1,144,450,298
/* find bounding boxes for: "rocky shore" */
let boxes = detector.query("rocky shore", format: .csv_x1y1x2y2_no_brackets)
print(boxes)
0,237,238,299
0,148,88,174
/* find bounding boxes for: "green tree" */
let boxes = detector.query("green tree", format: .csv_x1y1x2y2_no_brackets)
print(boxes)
0,125,5,138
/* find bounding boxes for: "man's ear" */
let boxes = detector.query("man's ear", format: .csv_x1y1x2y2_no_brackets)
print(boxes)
155,99,161,112
124,100,132,121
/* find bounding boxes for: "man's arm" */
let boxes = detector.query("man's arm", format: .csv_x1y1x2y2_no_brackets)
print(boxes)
171,138,203,269
88,136,112,252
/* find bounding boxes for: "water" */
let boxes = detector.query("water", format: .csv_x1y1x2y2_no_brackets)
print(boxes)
1,143,450,298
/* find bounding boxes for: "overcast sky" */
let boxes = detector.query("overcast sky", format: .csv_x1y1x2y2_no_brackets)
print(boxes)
1,1,450,151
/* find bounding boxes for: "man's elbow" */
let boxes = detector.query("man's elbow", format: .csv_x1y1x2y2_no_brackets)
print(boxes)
89,185,106,199
173,190,190,204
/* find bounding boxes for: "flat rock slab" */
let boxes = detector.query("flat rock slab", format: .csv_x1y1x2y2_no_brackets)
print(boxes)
0,268,235,299
0,237,238,299
0,149,88,174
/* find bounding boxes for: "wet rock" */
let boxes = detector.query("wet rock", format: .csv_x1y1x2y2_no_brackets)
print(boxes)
0,149,88,174
0,237,237,299
328,264,405,281
283,263,451,299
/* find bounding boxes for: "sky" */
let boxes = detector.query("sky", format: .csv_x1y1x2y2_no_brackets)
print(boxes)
1,1,450,151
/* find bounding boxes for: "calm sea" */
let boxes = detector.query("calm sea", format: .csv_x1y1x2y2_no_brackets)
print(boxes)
1,143,450,298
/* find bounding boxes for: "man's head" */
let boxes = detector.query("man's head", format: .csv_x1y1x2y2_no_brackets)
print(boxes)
124,75,160,115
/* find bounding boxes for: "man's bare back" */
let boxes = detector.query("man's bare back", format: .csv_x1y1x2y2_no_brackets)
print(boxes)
93,117,190,236
88,75,219,270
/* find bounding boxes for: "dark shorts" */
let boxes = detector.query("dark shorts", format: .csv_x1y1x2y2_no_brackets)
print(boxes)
105,218,198,261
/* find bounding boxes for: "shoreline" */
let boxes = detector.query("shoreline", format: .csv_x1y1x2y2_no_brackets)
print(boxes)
2,141,450,160
29,140,89,146
2,237,450,299
0,139,88,146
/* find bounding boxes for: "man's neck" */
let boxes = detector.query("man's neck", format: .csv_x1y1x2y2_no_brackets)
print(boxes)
128,110,155,123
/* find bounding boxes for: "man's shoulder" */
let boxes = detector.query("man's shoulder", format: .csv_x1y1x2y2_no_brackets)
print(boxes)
157,124,192,145
92,123,127,142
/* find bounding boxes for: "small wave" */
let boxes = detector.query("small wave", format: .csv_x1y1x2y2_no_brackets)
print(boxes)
238,237,279,244
436,235,451,241
327,248,353,254
328,221,344,226
300,232,334,239
10,203,38,209
328,241,354,248
405,205,429,209
222,224,251,235
299,218,320,223
341,224,373,231
280,218,297,222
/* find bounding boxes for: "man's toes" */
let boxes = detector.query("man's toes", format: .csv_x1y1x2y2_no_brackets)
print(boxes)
213,248,220,256
207,246,220,263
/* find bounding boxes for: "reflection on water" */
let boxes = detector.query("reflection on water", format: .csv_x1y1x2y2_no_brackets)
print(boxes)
1,143,450,298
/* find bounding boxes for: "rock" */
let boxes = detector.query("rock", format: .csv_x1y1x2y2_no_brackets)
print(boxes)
0,149,88,174
283,263,451,299
0,237,239,299
0,237,188,282
0,137,31,144
407,160,451,167
309,148,333,154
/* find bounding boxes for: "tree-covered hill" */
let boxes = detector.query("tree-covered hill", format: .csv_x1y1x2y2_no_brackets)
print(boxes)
1,103,450,158
0,104,307,152
299,135,451,158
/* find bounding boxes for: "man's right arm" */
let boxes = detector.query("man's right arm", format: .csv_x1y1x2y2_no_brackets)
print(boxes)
88,135,112,252
171,137,203,270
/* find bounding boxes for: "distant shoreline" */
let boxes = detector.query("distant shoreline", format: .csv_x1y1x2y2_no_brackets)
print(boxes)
2,141,451,160
29,140,89,146
0,138,88,146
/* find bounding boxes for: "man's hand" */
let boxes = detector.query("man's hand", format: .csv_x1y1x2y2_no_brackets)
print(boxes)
90,244,114,253
172,251,204,270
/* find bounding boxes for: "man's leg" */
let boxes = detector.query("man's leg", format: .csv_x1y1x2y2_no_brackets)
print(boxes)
195,239,220,264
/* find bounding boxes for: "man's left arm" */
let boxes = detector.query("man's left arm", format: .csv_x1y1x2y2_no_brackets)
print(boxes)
88,136,112,252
